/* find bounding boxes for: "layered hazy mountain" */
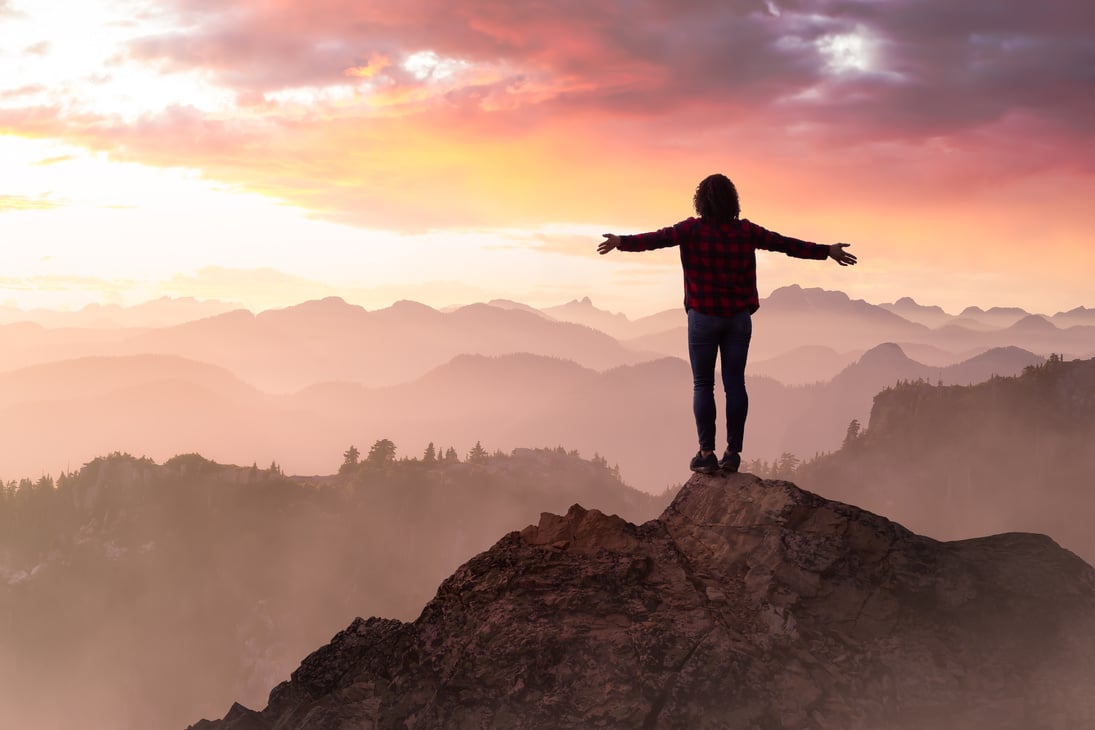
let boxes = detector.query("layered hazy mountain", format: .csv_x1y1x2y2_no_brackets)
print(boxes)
0,297,238,329
0,450,670,730
3,287,1090,492
627,286,1095,363
3,290,1094,730
0,298,656,393
0,345,1046,493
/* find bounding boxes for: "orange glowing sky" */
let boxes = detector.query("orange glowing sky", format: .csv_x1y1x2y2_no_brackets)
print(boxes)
1,0,1093,316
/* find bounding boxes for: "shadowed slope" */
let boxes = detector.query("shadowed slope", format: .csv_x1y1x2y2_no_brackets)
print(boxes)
798,356,1095,564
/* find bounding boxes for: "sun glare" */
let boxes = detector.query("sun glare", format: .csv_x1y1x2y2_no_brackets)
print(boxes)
817,30,874,74
0,0,234,120
403,50,470,82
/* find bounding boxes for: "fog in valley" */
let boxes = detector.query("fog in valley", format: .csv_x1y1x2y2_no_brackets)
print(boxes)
2,287,1094,729
0,449,670,730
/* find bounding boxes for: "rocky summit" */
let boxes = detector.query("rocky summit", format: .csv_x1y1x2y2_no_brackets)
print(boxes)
190,473,1095,729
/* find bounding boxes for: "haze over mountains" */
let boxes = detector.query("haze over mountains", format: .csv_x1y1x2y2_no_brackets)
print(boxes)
625,286,1095,365
0,345,1046,493
4,289,1095,730
0,297,238,329
0,298,653,393
0,450,668,730
2,286,1090,492
799,355,1095,565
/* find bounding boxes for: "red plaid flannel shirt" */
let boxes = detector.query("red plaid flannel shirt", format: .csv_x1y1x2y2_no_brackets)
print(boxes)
617,217,830,316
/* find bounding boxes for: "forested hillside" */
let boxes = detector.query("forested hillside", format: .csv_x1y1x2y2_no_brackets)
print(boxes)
0,448,670,730
798,356,1095,563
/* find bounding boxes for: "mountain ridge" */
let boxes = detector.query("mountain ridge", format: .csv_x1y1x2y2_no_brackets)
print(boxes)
0,346,1047,492
798,356,1095,563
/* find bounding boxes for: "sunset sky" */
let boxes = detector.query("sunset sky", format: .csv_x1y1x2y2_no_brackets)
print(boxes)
1,0,1092,317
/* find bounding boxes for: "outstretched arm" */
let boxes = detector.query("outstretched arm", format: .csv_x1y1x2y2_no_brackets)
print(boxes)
828,243,857,266
598,220,692,255
597,233,621,255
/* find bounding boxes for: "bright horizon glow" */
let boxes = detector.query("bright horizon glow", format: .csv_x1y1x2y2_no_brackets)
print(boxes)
1,0,1093,318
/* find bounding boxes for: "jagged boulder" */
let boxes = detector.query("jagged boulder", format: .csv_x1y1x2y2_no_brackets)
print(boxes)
190,473,1095,729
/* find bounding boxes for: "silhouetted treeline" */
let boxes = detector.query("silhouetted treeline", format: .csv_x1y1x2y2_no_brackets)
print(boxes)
0,448,671,730
797,355,1095,563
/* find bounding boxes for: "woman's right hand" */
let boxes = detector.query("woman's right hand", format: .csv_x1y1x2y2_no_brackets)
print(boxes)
598,233,621,255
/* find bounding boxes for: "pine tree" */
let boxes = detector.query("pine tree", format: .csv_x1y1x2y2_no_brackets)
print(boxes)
775,452,800,479
422,442,437,463
367,439,396,465
467,441,488,463
842,419,861,449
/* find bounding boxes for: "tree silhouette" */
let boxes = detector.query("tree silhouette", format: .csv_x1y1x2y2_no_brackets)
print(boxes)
467,441,488,463
341,445,360,472
775,452,800,479
367,439,397,465
444,446,459,462
842,419,861,449
422,442,437,463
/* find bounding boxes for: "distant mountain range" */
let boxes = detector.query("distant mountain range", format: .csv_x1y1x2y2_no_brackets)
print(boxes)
625,286,1095,363
0,345,1048,493
0,296,238,329
1,287,1092,489
0,298,658,392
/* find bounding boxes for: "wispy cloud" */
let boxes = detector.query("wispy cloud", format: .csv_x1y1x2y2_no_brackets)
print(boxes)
0,193,63,212
1,0,1089,231
1,0,1093,317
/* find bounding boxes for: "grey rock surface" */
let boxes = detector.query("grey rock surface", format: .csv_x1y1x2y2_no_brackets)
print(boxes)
189,473,1095,729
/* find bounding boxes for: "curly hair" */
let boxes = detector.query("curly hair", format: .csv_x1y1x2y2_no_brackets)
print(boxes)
693,174,740,223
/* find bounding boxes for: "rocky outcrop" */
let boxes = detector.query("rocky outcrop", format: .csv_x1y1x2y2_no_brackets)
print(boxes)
190,473,1095,729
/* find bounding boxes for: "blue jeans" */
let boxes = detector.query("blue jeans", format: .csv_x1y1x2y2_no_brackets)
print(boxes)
687,308,752,453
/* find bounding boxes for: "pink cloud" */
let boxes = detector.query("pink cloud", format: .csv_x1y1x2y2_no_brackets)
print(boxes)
3,0,1092,233
344,52,391,79
122,0,1094,144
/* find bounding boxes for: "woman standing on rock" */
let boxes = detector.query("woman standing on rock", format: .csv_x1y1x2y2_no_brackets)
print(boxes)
598,173,857,475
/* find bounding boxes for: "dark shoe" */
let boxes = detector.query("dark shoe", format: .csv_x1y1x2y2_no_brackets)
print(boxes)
690,451,719,474
719,451,741,472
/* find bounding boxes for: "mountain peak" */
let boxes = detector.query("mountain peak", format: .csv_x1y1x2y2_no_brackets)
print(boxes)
766,284,852,308
258,297,366,322
521,503,644,554
828,342,927,392
1008,313,1057,332
192,473,1095,730
855,341,912,366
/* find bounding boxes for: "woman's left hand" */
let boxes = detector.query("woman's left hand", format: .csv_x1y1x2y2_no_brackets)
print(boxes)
828,243,857,266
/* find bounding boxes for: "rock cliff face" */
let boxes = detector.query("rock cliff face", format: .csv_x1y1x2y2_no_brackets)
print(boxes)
190,473,1095,729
